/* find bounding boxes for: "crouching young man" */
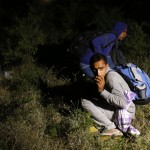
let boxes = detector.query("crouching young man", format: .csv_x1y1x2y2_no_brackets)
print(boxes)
81,53,140,136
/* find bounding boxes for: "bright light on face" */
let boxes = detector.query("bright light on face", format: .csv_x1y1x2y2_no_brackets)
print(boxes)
92,60,108,77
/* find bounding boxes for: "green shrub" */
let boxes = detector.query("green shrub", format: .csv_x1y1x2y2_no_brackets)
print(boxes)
121,22,150,74
1,12,46,68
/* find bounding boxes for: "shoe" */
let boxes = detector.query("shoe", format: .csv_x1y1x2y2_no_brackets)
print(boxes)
101,128,123,136
127,128,140,136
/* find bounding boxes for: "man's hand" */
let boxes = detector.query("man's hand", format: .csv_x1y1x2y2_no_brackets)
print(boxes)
94,75,105,93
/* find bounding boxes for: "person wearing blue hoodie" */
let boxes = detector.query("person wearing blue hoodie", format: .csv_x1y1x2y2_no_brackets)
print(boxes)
79,21,128,78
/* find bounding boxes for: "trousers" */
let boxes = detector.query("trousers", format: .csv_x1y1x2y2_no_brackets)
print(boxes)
81,98,116,130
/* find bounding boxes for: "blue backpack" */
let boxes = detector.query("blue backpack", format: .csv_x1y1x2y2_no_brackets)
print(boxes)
114,63,150,105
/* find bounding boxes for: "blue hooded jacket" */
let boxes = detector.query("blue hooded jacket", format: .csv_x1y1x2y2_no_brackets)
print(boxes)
111,21,128,37
80,21,128,64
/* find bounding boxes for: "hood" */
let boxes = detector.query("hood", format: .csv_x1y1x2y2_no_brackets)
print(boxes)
111,21,128,37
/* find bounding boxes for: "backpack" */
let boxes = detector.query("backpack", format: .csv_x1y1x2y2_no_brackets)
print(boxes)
69,30,103,56
68,30,118,68
114,63,150,105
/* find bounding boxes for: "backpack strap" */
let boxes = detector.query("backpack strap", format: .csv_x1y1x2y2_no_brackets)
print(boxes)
102,32,117,49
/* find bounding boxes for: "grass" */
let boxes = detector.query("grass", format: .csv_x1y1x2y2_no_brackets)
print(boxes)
0,62,150,150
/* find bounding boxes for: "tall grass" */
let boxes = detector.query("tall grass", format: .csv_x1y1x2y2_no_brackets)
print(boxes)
0,61,150,150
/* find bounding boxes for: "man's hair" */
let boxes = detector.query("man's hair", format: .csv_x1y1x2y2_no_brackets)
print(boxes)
90,53,108,67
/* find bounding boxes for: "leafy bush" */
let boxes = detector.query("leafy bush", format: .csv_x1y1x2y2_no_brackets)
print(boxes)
1,12,46,69
120,22,150,74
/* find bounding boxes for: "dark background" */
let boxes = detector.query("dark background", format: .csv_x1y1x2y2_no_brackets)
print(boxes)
1,0,150,72
1,0,150,41
1,0,150,23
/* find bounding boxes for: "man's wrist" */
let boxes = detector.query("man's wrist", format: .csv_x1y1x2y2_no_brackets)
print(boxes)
99,89,104,93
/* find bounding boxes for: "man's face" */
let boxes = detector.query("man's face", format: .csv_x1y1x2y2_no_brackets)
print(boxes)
91,59,108,77
118,29,127,41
